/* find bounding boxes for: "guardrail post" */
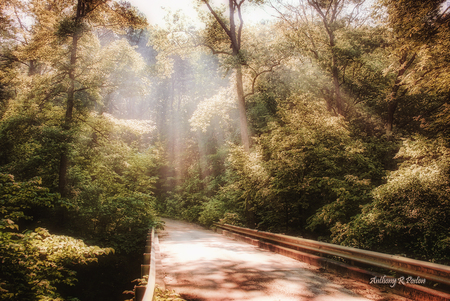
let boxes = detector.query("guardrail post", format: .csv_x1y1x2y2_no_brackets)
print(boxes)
135,286,146,301
141,264,150,278
135,227,157,301
143,253,151,264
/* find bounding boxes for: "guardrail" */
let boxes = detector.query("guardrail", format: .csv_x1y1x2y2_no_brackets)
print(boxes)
135,227,157,301
214,223,450,301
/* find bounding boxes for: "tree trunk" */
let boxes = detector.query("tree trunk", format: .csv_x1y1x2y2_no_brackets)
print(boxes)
28,60,38,76
201,0,253,224
331,43,345,115
385,52,416,138
332,61,344,115
386,85,400,140
235,65,250,152
59,1,82,196
311,0,345,116
59,34,78,196
329,30,344,116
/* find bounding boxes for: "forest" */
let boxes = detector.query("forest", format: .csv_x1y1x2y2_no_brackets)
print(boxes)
1,0,449,300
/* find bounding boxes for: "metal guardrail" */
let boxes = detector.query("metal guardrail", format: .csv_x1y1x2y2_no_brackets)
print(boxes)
214,223,450,288
135,227,157,301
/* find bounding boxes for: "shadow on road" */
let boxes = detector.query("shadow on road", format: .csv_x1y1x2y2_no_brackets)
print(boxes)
159,219,376,301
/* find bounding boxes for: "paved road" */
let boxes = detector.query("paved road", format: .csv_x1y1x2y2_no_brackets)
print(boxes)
158,219,409,301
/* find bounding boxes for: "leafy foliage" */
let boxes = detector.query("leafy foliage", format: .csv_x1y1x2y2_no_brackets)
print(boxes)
332,136,450,262
0,174,58,223
0,0,161,299
0,227,112,301
213,93,387,233
0,174,112,301
153,285,186,301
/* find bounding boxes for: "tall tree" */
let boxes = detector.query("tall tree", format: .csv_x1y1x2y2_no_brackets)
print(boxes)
42,0,147,195
379,0,450,137
151,1,288,152
58,0,85,196
271,0,371,115
198,0,265,151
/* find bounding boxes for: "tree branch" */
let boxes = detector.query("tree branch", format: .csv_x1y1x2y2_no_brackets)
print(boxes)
244,60,282,99
201,0,232,40
74,116,109,141
236,0,245,49
199,43,233,55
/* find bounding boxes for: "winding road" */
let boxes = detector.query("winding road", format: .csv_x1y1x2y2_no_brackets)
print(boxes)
158,219,411,301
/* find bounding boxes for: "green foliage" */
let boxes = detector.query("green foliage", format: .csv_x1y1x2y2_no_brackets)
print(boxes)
154,285,186,301
56,17,88,40
189,85,237,134
0,226,111,301
0,111,73,191
332,136,450,262
164,168,207,223
71,193,157,252
53,113,162,254
0,0,163,300
0,175,111,301
219,212,244,227
0,174,59,223
379,0,447,43
0,111,162,298
162,146,233,227
251,93,384,233
198,198,226,227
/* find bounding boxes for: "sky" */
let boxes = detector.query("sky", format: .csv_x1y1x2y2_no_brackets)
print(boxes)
126,0,274,26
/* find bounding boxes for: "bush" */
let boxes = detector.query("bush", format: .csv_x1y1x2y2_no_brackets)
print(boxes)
332,136,450,263
198,198,225,227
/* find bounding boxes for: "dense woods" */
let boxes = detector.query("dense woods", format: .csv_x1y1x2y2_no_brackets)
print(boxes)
1,0,450,300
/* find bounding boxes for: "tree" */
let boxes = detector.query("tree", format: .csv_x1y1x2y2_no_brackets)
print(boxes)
150,4,291,225
271,0,373,116
151,0,272,152
51,0,147,196
0,174,113,300
1,0,146,195
332,136,450,263
198,0,261,151
378,0,450,137
0,1,169,298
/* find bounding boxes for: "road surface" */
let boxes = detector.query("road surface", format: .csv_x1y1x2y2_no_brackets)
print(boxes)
158,219,410,301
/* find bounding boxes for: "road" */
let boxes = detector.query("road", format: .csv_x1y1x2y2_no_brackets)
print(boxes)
158,219,410,301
